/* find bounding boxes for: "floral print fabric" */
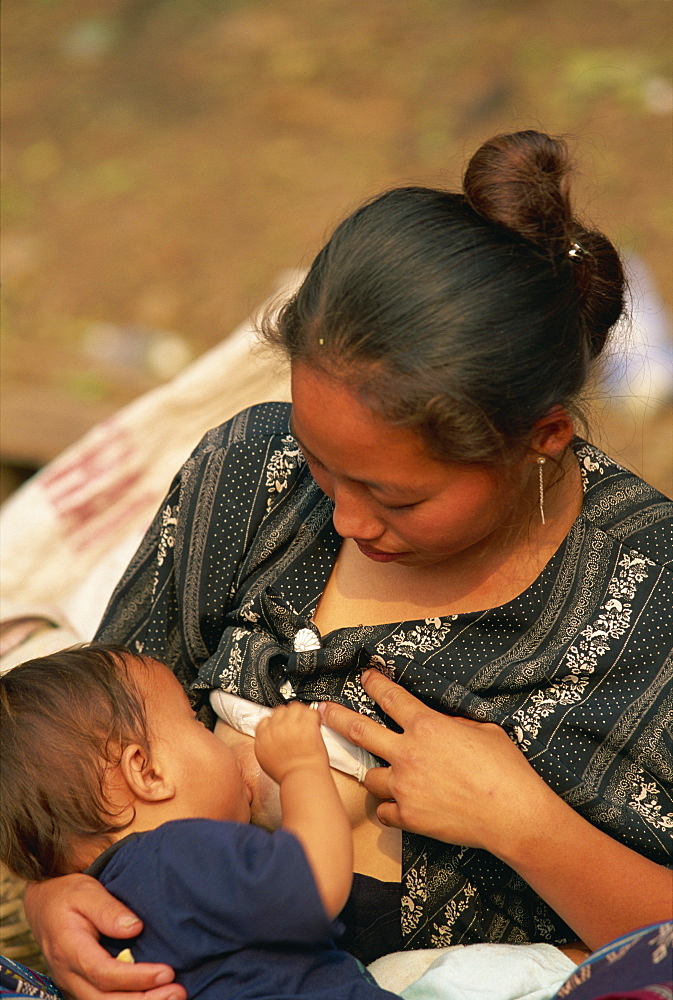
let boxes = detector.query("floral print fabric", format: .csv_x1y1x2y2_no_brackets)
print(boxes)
97,402,673,950
552,920,673,999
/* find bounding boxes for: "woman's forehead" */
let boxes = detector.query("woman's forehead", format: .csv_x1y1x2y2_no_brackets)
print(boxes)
290,363,466,488
292,364,418,448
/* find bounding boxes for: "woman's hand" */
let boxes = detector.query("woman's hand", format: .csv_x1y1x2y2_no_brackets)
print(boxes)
320,668,673,950
319,668,552,858
24,875,186,1000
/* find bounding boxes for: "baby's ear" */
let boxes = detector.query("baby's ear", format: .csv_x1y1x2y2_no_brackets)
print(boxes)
120,744,175,802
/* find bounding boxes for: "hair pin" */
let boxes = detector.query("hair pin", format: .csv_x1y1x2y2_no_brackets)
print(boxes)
568,242,584,258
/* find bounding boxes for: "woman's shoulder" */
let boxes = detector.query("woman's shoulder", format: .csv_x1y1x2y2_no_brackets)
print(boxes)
174,401,297,488
170,401,310,526
573,438,673,569
195,401,293,453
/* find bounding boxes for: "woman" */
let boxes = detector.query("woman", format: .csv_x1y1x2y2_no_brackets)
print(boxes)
25,130,672,1000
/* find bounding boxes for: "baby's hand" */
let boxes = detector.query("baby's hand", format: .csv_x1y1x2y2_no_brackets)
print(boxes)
255,702,329,784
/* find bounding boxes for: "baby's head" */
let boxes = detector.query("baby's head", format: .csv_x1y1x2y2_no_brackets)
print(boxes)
0,644,251,881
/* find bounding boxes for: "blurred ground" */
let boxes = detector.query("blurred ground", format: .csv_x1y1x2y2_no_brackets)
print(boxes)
2,0,672,497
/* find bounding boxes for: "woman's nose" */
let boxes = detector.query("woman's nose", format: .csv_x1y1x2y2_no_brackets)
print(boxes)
331,484,384,541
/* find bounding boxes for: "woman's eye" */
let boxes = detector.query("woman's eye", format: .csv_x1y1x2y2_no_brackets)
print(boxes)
379,499,421,512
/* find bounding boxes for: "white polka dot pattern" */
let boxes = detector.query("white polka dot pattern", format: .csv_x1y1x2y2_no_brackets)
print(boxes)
98,403,673,949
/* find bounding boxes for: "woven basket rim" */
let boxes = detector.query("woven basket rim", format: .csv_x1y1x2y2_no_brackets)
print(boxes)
1,863,47,972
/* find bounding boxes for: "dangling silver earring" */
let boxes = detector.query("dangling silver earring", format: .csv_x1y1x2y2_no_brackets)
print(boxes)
537,456,546,525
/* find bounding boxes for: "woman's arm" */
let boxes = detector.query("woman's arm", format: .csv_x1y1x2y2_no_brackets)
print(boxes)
319,668,673,949
24,876,186,1000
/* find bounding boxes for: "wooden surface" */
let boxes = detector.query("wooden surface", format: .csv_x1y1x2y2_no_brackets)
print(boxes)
2,342,671,500
1,338,158,468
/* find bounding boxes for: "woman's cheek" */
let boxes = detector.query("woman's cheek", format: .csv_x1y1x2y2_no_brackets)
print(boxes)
307,464,334,500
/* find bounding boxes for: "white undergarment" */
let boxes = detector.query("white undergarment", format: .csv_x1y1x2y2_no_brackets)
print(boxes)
209,689,377,783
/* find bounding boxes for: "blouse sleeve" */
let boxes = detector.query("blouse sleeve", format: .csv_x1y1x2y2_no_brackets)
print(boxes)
95,404,295,694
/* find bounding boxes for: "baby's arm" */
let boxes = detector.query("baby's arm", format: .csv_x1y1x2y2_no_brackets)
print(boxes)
254,702,353,920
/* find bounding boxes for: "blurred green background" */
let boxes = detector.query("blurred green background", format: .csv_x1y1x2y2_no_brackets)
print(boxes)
2,0,672,494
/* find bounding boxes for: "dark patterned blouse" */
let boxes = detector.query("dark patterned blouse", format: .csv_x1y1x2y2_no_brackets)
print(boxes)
97,402,673,950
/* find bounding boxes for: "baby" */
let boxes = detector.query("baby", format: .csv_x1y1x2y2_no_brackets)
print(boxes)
0,644,398,999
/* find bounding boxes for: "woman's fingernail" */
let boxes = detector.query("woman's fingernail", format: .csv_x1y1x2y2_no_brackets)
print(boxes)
154,970,172,986
361,669,371,682
119,915,140,929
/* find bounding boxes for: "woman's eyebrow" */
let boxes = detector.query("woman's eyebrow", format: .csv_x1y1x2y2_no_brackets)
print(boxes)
289,420,318,462
290,418,425,498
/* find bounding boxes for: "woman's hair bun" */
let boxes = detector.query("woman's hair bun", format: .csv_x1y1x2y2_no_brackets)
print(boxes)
569,227,626,359
463,130,573,250
463,129,625,359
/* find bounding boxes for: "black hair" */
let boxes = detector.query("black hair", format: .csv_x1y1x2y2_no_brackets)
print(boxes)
262,130,625,464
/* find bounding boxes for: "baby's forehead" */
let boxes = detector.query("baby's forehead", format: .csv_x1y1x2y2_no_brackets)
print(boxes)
128,653,184,698
124,651,167,672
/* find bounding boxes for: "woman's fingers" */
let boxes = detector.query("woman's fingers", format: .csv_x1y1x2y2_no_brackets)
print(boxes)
373,799,404,830
25,874,143,948
361,765,393,802
359,668,428,727
73,946,183,996
318,698,395,761
62,976,186,1000
51,936,186,1000
24,875,187,1000
45,944,185,1000
319,667,435,758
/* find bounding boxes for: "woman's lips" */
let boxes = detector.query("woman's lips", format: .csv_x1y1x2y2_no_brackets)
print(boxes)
355,542,410,562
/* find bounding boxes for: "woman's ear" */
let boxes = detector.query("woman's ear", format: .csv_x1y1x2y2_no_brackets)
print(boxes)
120,744,176,803
530,406,575,458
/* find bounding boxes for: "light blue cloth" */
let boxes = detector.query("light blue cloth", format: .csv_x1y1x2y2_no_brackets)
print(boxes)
400,943,576,1000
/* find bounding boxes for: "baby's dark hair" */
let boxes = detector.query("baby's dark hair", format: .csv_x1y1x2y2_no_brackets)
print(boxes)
263,130,626,464
0,644,150,881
